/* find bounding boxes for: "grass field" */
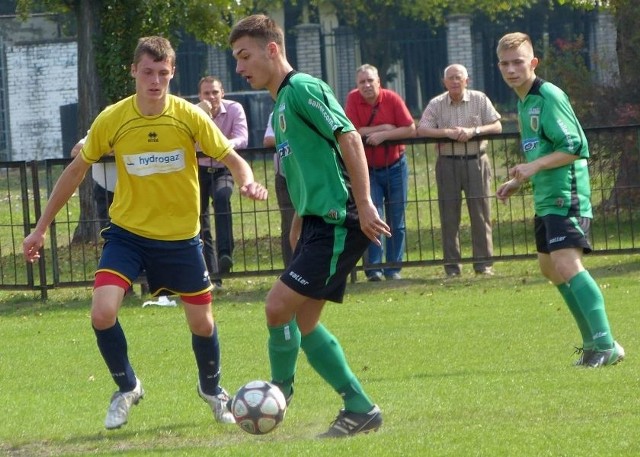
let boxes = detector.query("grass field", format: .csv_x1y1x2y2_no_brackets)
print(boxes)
1,255,638,457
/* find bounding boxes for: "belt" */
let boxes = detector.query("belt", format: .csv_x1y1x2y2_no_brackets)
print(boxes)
440,152,485,160
370,154,404,171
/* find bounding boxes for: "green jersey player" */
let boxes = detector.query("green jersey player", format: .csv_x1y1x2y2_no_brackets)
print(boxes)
230,14,390,437
496,32,624,368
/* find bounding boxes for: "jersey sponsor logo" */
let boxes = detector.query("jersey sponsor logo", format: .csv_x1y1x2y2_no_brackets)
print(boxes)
277,142,292,161
123,150,186,176
521,138,538,153
148,131,159,143
307,98,340,131
556,119,576,152
549,235,567,244
288,270,309,286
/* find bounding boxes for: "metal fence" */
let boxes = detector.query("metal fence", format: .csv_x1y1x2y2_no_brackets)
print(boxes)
2,126,639,299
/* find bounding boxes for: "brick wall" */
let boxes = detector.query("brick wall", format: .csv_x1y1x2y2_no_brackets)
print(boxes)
7,40,77,161
295,23,322,79
446,15,473,80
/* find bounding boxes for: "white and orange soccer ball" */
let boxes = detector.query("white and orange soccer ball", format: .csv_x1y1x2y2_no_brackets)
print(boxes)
230,380,287,435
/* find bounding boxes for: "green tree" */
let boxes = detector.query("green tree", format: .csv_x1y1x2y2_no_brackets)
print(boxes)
16,0,250,242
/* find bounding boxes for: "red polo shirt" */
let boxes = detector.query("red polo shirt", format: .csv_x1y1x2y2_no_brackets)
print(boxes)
345,88,414,168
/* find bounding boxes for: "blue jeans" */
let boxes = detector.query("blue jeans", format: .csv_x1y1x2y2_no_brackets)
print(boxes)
365,155,408,277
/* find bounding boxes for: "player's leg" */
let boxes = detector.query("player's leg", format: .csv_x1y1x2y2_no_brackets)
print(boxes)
145,234,234,423
536,215,594,363
539,215,622,366
93,226,146,429
183,295,235,424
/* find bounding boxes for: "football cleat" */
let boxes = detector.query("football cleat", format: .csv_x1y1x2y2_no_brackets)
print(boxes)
586,341,625,368
104,377,144,430
318,404,382,438
197,382,236,424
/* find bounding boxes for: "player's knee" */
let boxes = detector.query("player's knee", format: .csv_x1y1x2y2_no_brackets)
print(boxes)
90,303,118,330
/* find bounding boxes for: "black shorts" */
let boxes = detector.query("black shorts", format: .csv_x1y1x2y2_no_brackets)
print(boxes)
280,216,370,303
534,214,592,254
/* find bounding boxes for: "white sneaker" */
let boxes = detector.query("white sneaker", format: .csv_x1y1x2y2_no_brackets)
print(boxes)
104,377,144,429
197,382,235,424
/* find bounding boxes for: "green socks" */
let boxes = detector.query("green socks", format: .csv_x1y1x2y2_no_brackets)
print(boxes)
301,323,373,413
268,319,301,398
557,283,593,350
568,271,614,351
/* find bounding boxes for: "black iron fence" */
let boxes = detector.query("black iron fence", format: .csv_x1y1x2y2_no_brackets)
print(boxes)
2,126,639,299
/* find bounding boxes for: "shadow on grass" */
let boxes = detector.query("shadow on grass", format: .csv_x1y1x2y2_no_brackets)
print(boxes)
3,421,256,456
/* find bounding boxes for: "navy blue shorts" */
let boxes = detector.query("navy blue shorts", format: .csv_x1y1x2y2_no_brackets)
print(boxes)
280,216,370,303
534,214,592,254
98,224,212,296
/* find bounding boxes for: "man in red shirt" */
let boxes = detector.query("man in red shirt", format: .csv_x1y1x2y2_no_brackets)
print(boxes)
345,64,415,281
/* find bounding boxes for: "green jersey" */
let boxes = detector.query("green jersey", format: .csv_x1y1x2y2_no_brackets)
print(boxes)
518,77,592,218
273,71,357,225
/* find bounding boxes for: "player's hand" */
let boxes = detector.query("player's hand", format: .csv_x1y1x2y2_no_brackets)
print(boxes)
358,201,391,245
496,178,521,203
23,232,46,263
509,163,536,182
239,181,268,201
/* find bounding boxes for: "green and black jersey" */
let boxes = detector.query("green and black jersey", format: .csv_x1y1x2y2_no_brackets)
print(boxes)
273,71,358,225
518,77,592,218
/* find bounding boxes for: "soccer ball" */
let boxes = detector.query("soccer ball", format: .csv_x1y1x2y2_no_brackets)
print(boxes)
231,380,287,435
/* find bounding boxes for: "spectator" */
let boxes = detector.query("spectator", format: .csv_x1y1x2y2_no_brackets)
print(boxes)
264,112,295,267
345,64,415,281
23,36,267,430
196,76,249,289
417,64,502,277
70,135,116,230
496,32,624,367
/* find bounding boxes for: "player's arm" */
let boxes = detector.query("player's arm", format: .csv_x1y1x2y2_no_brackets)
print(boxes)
510,151,579,182
23,155,92,262
219,149,268,201
336,130,390,244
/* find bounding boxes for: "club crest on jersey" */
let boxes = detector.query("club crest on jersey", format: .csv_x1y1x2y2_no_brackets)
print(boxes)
278,113,286,133
528,107,541,132
529,115,539,132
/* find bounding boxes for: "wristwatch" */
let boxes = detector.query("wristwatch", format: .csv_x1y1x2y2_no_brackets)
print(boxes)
474,126,481,136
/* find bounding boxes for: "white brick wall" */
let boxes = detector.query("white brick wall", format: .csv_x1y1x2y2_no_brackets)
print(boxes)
7,41,77,161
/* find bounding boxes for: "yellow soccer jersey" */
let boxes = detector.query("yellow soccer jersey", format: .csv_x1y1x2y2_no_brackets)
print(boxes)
81,94,232,240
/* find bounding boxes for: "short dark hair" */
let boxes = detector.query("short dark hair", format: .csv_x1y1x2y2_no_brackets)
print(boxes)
229,14,284,49
198,76,222,92
133,36,175,66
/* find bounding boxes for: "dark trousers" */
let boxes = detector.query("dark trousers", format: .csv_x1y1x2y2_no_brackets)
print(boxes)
93,182,114,229
275,173,295,267
198,166,234,277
